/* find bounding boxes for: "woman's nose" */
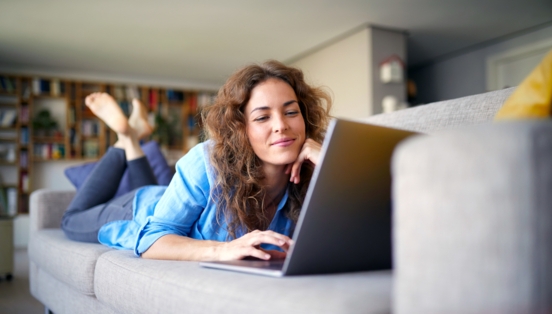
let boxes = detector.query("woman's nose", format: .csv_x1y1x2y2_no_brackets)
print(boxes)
273,115,289,133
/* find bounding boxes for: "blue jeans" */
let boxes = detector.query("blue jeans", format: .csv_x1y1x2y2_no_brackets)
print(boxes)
61,148,157,243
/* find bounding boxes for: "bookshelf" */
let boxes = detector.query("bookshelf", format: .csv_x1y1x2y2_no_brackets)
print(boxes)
0,74,216,214
0,76,24,217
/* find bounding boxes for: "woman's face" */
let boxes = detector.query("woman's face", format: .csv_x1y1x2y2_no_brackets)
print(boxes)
244,78,306,170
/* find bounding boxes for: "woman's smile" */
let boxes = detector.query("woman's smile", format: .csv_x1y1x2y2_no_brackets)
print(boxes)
271,137,295,147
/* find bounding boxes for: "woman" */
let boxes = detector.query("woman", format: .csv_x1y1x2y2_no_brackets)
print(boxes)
61,60,332,261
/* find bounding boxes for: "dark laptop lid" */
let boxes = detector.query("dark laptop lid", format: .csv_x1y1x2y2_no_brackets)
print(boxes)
282,118,417,275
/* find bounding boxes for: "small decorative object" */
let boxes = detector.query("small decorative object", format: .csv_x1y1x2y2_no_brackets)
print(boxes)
32,109,58,137
380,55,405,84
382,95,407,113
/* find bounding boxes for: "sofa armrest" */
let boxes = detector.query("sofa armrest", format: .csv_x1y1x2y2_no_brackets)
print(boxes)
30,189,75,234
392,121,552,313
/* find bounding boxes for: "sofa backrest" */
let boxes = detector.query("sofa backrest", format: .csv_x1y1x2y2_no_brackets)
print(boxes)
361,87,516,134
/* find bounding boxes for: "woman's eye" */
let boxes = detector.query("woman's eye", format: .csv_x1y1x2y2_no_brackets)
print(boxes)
254,116,268,122
286,111,299,116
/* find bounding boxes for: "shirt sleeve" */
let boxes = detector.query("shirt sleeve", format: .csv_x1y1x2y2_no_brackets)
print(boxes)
135,142,213,255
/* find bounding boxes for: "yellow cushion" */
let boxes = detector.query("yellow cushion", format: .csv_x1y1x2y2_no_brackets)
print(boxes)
494,49,552,120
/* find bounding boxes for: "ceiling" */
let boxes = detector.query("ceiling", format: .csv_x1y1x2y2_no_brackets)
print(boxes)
0,0,551,89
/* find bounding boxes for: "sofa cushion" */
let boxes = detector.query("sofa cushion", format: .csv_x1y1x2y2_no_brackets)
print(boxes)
95,250,392,314
29,261,117,314
392,121,552,313
28,229,112,295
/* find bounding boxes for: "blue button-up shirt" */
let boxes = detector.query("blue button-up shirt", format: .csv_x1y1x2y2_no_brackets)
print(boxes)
98,141,294,256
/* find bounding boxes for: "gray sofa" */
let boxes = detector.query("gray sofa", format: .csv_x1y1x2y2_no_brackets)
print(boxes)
29,87,552,313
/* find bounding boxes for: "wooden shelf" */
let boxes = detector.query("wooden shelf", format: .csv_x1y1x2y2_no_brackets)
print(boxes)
32,137,65,144
32,94,67,100
33,157,67,162
0,74,216,214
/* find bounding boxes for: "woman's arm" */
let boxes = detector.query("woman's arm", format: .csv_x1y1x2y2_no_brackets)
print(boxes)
141,230,292,261
138,143,292,261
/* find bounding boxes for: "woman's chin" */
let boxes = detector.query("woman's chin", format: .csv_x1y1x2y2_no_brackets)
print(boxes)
262,156,298,169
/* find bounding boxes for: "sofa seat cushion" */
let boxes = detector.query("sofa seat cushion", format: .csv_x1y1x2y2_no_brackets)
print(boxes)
28,229,112,295
95,250,392,314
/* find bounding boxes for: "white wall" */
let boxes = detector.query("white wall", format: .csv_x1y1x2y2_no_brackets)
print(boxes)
290,26,406,118
31,160,81,191
13,160,80,248
291,28,371,118
409,23,552,104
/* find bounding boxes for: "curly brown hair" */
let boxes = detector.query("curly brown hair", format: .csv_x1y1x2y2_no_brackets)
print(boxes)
201,60,332,239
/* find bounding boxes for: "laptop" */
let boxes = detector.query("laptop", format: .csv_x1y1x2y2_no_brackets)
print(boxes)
199,118,418,277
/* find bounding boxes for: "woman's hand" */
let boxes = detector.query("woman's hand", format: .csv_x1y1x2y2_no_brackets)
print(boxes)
286,138,322,184
215,230,293,261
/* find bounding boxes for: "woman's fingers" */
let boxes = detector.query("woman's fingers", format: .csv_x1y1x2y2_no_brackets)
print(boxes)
246,230,292,250
284,163,293,175
290,139,322,184
219,230,293,261
262,249,287,260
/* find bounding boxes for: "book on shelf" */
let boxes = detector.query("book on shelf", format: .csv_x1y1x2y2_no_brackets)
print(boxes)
51,143,64,159
50,79,61,96
33,143,65,160
19,150,28,168
20,127,29,145
118,100,130,116
197,92,216,107
125,86,139,100
0,187,6,215
187,114,196,131
69,128,77,145
83,139,99,158
0,109,17,127
166,90,185,102
19,105,29,124
21,80,31,99
68,107,76,124
189,93,197,111
20,172,29,193
0,76,16,93
149,90,159,111
113,86,124,99
33,77,50,95
0,143,16,163
69,83,76,100
81,119,100,136
32,78,64,96
6,187,17,216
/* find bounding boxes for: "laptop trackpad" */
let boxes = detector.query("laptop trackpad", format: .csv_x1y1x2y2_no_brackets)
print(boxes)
200,259,286,276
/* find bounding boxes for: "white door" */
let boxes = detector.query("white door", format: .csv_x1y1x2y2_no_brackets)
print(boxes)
487,39,552,91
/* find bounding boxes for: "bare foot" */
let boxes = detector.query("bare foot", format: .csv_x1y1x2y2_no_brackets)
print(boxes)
85,93,130,136
129,98,153,139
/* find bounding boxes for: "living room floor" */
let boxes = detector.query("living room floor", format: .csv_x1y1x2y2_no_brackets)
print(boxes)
0,248,44,314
